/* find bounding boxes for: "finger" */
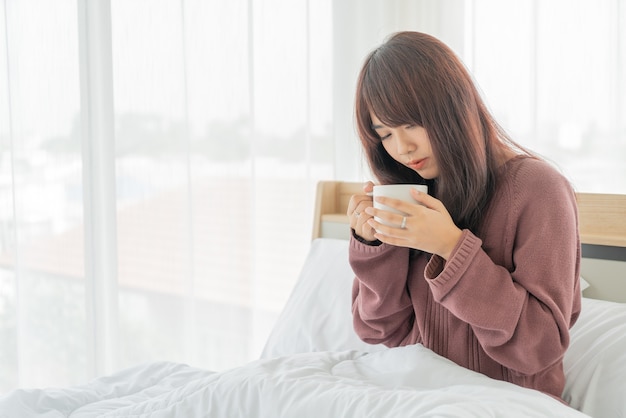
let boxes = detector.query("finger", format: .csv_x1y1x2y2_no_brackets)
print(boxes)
355,212,377,241
367,218,411,247
367,217,400,239
347,197,363,229
356,213,370,232
363,181,375,194
347,195,372,217
365,208,406,232
358,195,374,212
346,195,356,217
373,196,421,217
409,188,442,211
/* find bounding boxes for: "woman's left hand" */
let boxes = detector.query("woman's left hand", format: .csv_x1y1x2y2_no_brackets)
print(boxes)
365,189,463,260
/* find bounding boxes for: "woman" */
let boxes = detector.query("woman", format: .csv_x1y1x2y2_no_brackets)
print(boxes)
347,31,581,402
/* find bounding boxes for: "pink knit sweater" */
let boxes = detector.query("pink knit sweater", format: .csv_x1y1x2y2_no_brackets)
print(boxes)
350,156,581,401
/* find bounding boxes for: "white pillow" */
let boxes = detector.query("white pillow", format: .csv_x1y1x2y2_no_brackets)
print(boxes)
579,276,590,291
263,238,626,417
261,238,384,358
563,297,626,417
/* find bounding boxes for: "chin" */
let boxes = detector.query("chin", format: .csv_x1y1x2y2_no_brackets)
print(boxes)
416,169,437,180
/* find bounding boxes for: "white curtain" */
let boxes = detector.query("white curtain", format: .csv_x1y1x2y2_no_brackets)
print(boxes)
333,0,626,193
1,0,335,390
1,0,624,392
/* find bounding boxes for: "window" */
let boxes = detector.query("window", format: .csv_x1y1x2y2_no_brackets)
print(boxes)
0,0,333,390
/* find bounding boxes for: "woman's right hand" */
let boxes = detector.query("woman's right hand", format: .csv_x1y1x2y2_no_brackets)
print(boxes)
347,181,377,242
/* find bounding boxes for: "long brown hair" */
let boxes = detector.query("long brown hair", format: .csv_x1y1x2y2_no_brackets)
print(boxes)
355,31,531,231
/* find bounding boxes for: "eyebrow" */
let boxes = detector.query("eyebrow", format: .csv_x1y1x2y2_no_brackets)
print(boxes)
371,124,383,130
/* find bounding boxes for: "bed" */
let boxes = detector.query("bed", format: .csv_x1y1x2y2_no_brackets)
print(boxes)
2,181,626,418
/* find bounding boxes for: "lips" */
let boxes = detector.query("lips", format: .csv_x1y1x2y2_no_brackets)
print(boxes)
407,158,427,171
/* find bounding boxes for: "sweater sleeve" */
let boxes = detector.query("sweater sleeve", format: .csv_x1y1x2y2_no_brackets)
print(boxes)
424,164,581,376
349,234,417,347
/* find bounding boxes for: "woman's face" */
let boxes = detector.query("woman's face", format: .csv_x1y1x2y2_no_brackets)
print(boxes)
370,113,440,179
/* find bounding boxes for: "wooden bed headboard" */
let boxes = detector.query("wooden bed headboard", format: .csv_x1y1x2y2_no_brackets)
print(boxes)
312,181,626,303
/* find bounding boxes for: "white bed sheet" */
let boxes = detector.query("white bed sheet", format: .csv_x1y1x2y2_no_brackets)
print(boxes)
0,345,589,418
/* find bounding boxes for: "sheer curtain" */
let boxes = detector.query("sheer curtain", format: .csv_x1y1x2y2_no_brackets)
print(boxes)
468,0,626,193
1,0,625,392
333,0,626,193
1,0,333,390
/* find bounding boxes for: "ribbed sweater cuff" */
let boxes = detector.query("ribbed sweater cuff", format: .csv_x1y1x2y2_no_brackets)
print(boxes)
349,232,392,255
425,229,482,301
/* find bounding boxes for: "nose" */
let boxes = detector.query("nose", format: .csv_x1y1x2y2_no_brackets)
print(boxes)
395,130,416,155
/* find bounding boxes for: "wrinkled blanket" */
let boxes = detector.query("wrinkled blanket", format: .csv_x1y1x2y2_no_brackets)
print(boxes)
0,345,589,418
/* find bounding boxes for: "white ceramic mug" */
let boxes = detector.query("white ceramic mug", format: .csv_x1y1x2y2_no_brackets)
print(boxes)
373,184,428,227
